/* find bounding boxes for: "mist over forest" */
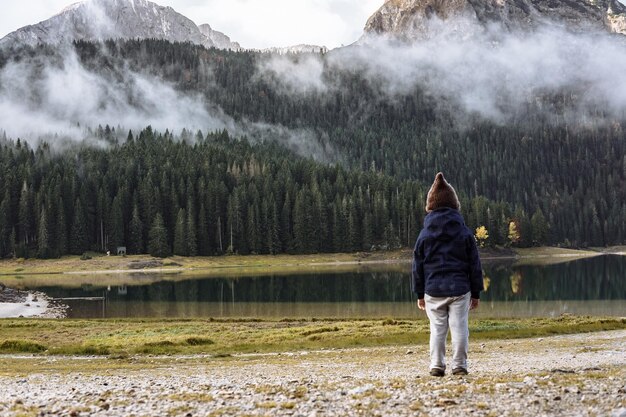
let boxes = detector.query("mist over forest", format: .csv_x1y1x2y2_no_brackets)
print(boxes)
1,13,626,258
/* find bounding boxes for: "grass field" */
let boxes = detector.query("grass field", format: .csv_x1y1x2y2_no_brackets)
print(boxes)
0,316,623,357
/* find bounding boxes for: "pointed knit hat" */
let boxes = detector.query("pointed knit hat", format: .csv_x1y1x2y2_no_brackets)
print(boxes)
425,172,461,213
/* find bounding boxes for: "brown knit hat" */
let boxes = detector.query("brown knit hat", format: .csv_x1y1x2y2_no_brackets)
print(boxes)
425,172,461,212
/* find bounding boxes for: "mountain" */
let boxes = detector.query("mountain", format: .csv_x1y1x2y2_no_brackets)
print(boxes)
198,24,241,51
0,0,240,50
363,0,626,40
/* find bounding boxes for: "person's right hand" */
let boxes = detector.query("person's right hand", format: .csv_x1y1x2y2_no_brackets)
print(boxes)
470,298,480,310
417,299,426,310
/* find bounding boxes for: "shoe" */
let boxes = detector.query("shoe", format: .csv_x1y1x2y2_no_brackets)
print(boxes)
429,368,445,377
452,368,468,376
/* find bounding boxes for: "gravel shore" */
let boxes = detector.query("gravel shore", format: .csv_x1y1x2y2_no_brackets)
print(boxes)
1,330,624,416
0,288,67,319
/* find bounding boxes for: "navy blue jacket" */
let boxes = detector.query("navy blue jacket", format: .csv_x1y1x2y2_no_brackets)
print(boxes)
412,208,483,299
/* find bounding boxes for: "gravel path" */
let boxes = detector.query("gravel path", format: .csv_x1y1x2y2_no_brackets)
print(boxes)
1,330,625,417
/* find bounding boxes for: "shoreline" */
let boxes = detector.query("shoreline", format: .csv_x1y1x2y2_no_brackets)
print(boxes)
1,246,623,278
0,247,622,319
0,289,67,319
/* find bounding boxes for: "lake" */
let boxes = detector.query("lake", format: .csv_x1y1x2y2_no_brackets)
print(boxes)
11,255,626,319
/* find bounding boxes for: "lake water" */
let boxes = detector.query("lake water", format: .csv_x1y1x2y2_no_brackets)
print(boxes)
15,255,626,319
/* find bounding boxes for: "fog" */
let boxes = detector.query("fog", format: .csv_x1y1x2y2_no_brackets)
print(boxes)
2,16,626,159
0,47,332,161
259,18,626,124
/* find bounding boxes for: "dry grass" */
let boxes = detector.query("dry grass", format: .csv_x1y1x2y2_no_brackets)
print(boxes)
0,316,623,357
0,251,411,280
0,246,617,289
513,247,602,266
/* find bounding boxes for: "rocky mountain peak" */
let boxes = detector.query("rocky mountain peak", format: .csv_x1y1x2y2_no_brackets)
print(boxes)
0,0,241,50
198,24,241,50
363,0,626,40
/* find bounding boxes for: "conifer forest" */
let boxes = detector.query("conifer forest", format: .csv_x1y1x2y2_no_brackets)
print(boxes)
0,39,625,258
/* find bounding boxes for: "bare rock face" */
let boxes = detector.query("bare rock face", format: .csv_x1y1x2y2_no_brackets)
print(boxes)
363,0,626,40
0,0,241,50
198,24,241,50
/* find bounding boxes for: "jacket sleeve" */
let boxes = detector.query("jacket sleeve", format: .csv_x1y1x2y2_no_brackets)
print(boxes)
466,233,484,299
411,238,425,299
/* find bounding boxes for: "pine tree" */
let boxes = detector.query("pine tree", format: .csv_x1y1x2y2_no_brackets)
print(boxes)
247,204,258,254
186,198,197,256
18,181,33,249
173,208,187,256
293,189,313,253
362,210,373,251
531,209,549,246
384,221,400,249
280,191,293,252
333,197,347,252
268,200,281,255
197,202,210,256
129,203,144,254
109,195,124,252
70,198,88,255
148,213,170,258
347,197,360,251
37,208,50,259
9,228,17,259
55,197,67,257
0,191,10,257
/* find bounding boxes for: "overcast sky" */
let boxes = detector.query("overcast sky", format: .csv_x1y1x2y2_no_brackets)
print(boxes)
0,0,384,49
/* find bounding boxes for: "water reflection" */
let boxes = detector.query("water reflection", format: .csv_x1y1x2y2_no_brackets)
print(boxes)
29,255,626,319
482,256,626,302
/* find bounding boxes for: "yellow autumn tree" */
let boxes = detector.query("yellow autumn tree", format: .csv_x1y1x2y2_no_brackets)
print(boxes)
508,221,521,246
510,271,523,294
475,226,489,248
483,275,491,292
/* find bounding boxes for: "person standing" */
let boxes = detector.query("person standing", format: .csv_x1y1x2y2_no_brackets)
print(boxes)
412,172,483,377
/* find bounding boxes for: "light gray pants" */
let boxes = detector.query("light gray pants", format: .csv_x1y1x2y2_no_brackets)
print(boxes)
425,292,471,371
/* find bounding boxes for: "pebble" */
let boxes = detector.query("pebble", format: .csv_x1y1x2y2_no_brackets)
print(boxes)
612,408,626,417
0,331,624,417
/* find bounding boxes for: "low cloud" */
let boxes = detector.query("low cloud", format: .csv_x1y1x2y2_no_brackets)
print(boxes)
0,47,333,161
256,53,328,95
0,48,226,136
259,18,626,125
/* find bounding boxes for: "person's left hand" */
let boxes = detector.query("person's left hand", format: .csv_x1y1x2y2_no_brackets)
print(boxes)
470,298,480,310
417,299,426,311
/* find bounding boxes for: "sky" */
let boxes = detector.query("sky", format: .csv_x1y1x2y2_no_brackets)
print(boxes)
0,0,384,49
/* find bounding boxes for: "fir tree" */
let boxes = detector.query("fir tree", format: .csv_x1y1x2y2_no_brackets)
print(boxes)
55,197,67,257
148,213,170,258
173,208,186,256
186,198,197,257
70,198,88,255
37,208,50,259
129,203,144,254
109,195,124,252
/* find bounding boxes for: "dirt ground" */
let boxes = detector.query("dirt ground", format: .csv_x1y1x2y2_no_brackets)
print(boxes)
1,330,624,416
